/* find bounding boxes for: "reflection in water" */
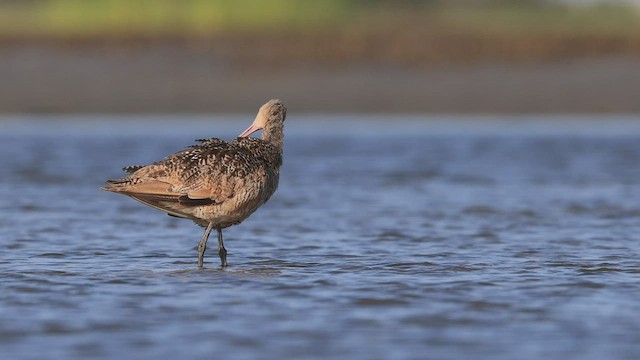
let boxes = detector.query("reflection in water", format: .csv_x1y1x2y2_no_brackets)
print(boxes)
1,118,640,359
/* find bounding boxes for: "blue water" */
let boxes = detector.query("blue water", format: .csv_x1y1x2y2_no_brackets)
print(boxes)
1,116,640,360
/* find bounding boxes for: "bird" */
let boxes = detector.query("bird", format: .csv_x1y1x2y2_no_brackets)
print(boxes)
101,99,286,268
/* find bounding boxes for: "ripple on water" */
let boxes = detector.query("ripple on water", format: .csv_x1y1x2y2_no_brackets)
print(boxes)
559,281,608,290
34,253,67,258
18,204,46,212
578,266,627,275
372,229,412,242
401,314,478,327
353,297,411,307
6,242,25,250
382,262,438,274
245,259,317,268
462,205,500,215
42,322,82,335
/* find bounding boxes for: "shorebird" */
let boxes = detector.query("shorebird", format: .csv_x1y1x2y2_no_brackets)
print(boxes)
101,99,286,267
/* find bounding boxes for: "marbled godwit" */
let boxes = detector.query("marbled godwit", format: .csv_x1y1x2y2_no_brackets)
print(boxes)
102,99,286,267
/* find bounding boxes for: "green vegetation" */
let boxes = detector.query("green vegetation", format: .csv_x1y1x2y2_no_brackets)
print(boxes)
435,4,640,36
0,0,356,38
1,0,639,39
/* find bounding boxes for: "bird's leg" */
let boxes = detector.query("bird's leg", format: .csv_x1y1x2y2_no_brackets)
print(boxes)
198,222,215,268
217,227,228,267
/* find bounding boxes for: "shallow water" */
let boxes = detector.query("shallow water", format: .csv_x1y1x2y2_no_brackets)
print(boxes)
1,116,640,360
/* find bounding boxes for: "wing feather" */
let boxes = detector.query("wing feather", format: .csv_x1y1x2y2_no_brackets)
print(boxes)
102,137,273,212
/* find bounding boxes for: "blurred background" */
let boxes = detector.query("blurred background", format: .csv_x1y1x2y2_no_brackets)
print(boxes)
3,2,640,360
1,0,640,114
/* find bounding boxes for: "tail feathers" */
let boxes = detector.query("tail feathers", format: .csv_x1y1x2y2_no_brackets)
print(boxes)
102,177,134,192
100,165,145,189
123,165,145,174
105,178,129,185
100,183,127,192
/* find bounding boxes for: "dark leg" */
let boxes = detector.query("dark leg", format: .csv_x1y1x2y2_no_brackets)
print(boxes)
217,227,228,267
198,222,214,268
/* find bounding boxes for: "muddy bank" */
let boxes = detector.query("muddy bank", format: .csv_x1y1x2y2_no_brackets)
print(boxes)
1,43,639,113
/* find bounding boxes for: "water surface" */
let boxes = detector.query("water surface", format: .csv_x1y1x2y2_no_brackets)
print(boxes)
1,116,640,360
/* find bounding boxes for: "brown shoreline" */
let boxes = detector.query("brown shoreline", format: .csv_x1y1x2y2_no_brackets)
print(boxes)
1,41,639,114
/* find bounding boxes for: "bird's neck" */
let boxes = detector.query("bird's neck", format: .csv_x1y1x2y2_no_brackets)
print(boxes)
262,122,284,151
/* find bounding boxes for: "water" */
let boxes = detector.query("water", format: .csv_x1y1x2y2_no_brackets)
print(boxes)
1,116,640,360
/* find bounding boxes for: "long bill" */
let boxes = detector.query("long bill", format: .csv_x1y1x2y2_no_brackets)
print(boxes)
239,122,261,137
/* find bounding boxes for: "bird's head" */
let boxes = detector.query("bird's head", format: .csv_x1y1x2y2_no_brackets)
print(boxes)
239,99,286,138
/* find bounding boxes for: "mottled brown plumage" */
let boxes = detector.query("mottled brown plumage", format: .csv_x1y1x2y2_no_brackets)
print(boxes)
102,99,286,267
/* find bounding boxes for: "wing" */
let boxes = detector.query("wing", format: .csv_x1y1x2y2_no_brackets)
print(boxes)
102,137,268,212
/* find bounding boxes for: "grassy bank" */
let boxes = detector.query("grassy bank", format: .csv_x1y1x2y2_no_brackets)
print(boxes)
1,1,640,67
2,0,640,38
0,0,354,37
